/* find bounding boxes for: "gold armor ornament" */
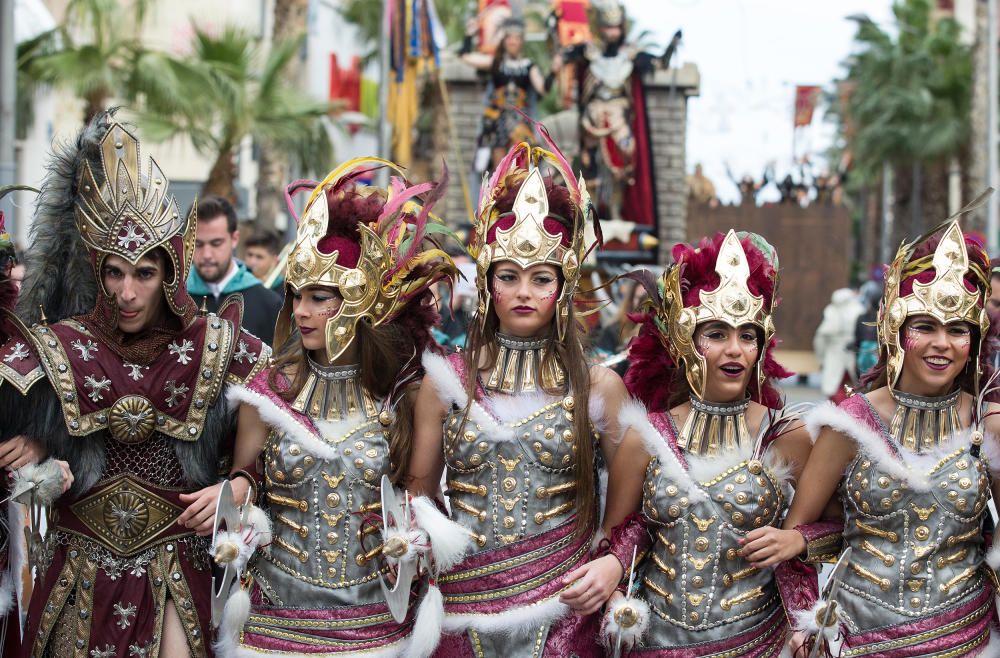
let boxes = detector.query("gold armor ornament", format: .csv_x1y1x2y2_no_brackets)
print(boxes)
273,157,456,360
75,122,197,318
879,220,990,393
471,142,597,341
658,230,776,399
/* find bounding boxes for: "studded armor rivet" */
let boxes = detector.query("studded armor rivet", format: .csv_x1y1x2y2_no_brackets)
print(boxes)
726,548,738,560
691,575,704,587
724,484,735,493
959,478,972,490
82,579,91,589
292,467,305,479
57,363,67,372
303,456,315,467
668,505,681,518
327,493,341,507
79,609,89,619
540,452,553,465
503,516,515,529
470,454,482,466
70,420,80,429
533,442,542,453
343,448,352,456
914,526,930,540
563,429,574,442
64,392,75,401
947,491,959,500
732,512,745,525
878,476,890,488
735,492,749,504
76,640,85,649
666,485,678,496
172,572,182,581
747,459,763,474
694,537,709,551
188,426,198,436
96,414,107,423
880,498,892,509
690,612,700,623
274,471,286,481
911,597,922,608
679,497,689,508
464,430,476,442
154,576,163,586
70,550,79,558
184,600,193,609
209,342,218,351
48,340,56,347
502,477,517,492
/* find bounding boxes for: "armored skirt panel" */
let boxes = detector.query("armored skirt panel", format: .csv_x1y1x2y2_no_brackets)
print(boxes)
810,396,1000,657
24,432,215,658
627,409,791,657
422,352,601,658
227,369,414,657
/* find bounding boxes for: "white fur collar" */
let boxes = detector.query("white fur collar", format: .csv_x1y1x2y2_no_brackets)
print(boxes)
227,385,373,462
619,400,708,504
808,401,1000,490
441,595,570,634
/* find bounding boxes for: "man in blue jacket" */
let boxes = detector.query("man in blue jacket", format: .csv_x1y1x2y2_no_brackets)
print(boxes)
188,195,283,345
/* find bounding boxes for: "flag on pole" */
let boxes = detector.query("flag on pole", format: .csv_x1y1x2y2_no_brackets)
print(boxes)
793,85,823,128
387,0,445,166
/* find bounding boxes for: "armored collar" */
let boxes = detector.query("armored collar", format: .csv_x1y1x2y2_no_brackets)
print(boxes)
888,388,961,453
677,395,753,457
484,333,565,395
290,357,379,422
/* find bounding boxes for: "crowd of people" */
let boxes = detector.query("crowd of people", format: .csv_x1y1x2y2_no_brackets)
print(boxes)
0,101,998,658
688,155,851,208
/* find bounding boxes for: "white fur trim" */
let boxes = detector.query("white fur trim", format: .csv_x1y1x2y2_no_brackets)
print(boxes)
227,384,368,463
489,392,556,423
619,400,708,504
4,500,24,620
979,429,1000,477
404,583,444,658
984,629,1000,657
588,390,608,435
805,402,931,491
601,596,650,650
421,351,515,442
986,536,1000,571
214,586,251,658
441,595,570,634
411,496,473,572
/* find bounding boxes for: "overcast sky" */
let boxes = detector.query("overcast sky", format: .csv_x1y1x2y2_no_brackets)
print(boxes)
623,0,896,202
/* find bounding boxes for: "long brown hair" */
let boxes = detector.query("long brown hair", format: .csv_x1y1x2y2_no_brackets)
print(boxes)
460,278,596,536
268,294,438,485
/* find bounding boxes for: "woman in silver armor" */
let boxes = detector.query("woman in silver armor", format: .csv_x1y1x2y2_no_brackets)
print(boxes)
593,230,816,656
216,158,460,657
405,135,634,657
750,219,1000,656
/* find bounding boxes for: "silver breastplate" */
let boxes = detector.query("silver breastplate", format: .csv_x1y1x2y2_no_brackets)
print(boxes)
841,446,990,624
443,395,580,549
640,452,785,631
260,414,388,590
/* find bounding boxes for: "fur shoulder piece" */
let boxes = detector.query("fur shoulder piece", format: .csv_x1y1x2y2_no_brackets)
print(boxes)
227,368,319,450
805,400,931,491
15,112,114,325
618,400,707,503
421,350,515,442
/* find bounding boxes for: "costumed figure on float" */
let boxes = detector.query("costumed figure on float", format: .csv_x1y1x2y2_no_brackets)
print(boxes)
216,157,470,657
593,230,820,656
461,16,555,175
754,211,1000,656
405,127,637,657
554,0,680,225
0,112,269,658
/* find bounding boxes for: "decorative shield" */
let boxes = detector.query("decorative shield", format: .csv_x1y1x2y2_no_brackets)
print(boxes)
377,475,420,623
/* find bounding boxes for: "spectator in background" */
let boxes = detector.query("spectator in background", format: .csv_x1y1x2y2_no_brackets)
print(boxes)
686,163,717,205
244,228,285,291
854,279,882,381
594,278,646,375
814,287,864,402
187,195,283,344
988,261,1000,315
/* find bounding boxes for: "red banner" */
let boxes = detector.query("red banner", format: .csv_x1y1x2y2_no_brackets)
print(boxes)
794,85,822,128
552,0,591,46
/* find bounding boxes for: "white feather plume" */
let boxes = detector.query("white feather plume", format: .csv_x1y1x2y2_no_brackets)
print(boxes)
601,595,650,651
411,496,473,571
404,583,445,658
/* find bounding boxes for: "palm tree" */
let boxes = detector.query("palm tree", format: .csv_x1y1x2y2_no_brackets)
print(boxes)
17,0,156,124
835,0,971,242
256,0,310,230
138,26,337,201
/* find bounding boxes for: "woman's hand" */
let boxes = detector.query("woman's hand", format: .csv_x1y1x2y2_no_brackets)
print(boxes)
739,526,805,568
177,480,236,537
559,554,624,615
0,436,47,471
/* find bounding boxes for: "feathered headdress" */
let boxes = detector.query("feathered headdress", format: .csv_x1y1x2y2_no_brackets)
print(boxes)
470,120,601,340
879,217,991,394
625,230,790,412
273,157,460,360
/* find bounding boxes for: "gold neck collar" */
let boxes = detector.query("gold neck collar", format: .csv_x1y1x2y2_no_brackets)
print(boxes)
889,388,961,453
677,396,753,457
291,358,379,421
484,333,565,395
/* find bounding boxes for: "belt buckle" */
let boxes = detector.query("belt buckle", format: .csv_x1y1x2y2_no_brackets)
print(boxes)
71,477,183,556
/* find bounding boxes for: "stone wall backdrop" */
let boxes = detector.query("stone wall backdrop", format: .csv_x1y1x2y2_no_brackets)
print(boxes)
428,53,700,263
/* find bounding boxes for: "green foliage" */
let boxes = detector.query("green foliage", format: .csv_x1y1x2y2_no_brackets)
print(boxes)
136,26,336,184
832,0,971,177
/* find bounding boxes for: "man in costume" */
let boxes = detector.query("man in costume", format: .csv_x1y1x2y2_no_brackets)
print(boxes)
0,112,269,657
554,0,681,225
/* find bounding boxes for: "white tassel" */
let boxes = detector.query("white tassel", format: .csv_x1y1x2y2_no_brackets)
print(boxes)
987,536,1000,571
792,599,844,645
601,596,650,651
211,505,272,573
10,459,66,506
383,526,430,567
410,496,473,571
405,583,445,658
243,505,272,549
214,586,251,658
